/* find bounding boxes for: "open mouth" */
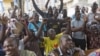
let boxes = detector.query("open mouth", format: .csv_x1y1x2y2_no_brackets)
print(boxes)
6,51,13,55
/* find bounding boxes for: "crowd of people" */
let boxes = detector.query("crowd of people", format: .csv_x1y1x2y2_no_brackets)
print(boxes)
0,0,100,56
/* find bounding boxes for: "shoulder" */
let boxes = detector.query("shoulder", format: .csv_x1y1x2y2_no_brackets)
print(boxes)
43,37,49,41
71,19,76,23
20,50,37,56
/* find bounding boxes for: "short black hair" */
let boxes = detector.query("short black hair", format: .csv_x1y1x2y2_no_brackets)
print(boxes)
4,37,19,47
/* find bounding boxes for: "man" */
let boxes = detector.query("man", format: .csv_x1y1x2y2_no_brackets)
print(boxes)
3,37,36,56
87,2,99,25
36,18,74,56
71,11,86,50
49,35,85,56
43,29,63,56
28,13,46,36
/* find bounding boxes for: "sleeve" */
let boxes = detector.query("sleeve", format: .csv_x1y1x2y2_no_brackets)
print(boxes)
28,23,33,30
71,20,74,27
43,37,47,43
56,33,63,39
28,23,31,29
43,24,47,31
59,0,63,13
43,37,48,48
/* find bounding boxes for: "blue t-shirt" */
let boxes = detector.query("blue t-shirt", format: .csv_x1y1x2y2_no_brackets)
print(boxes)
28,21,46,35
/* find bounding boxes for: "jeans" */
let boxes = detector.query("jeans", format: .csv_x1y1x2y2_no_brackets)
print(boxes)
72,38,86,50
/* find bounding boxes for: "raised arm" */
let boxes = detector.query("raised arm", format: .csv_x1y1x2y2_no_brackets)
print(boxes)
20,19,33,44
36,19,47,37
32,0,46,18
59,0,63,13
36,19,47,40
11,6,18,18
45,0,50,9
0,14,8,43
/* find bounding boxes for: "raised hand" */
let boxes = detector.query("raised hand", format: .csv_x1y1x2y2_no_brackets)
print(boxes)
79,50,85,56
83,15,88,23
1,13,8,25
42,18,48,24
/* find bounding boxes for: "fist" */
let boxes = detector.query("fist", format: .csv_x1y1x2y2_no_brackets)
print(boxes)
42,18,47,24
1,13,8,25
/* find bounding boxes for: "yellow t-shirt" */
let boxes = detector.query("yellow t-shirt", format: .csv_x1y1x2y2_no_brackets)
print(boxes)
44,33,63,56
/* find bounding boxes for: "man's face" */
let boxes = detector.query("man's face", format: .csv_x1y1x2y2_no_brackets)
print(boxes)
82,7,85,13
3,40,18,56
33,14,39,22
48,29,56,40
48,9,53,15
92,4,98,13
61,36,73,49
54,10,58,18
75,6,80,12
75,11,81,20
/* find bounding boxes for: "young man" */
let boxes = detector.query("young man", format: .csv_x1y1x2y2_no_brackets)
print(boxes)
28,13,46,36
43,29,63,56
71,11,86,50
3,37,36,56
49,35,85,56
36,20,64,56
